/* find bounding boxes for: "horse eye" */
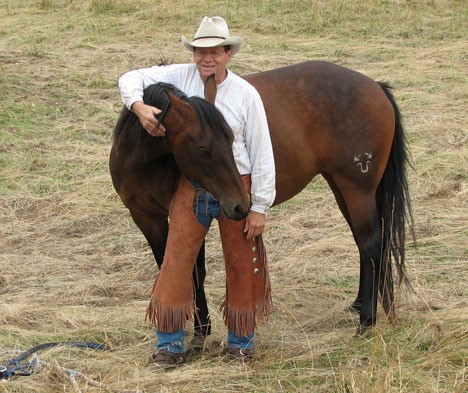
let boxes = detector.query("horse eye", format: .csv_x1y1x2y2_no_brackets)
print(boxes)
197,145,209,153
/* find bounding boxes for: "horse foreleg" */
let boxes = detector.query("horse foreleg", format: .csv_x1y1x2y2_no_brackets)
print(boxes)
191,242,211,349
129,211,169,267
131,212,211,346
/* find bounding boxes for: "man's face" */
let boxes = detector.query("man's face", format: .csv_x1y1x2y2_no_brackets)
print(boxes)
193,46,232,82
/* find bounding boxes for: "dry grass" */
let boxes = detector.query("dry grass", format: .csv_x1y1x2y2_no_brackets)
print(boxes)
0,1,467,392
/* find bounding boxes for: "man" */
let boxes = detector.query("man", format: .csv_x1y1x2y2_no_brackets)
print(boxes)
119,16,275,369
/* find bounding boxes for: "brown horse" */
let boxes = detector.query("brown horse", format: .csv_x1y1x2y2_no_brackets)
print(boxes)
110,76,250,265
110,61,413,337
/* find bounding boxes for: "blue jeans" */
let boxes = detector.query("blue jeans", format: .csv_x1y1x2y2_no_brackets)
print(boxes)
191,179,221,229
157,330,254,353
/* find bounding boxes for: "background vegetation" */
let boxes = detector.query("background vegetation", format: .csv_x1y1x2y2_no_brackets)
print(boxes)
1,1,466,392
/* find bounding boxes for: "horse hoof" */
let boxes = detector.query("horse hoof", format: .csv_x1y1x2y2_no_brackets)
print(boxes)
186,338,205,357
354,327,367,337
347,302,361,314
354,322,375,337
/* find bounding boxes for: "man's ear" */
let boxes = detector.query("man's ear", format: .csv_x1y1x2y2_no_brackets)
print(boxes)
204,73,217,104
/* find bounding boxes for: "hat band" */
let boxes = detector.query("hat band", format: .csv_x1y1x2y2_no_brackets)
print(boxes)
193,35,227,42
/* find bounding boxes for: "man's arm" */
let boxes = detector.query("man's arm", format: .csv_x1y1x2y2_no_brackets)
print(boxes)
119,65,179,137
131,101,166,137
243,91,276,239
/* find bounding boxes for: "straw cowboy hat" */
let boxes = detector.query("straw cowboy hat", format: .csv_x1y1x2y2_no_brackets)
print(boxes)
181,16,243,55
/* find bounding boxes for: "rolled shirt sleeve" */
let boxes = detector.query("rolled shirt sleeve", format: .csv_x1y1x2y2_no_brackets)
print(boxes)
243,91,276,214
118,65,179,110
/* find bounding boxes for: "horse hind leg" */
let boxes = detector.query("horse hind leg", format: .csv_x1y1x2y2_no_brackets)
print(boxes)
323,174,363,314
325,175,386,333
344,191,385,334
341,186,398,329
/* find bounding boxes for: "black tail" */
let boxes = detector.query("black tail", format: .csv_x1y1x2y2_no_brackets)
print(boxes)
376,82,415,317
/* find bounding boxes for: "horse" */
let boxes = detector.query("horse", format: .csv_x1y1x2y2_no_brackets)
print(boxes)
110,61,413,338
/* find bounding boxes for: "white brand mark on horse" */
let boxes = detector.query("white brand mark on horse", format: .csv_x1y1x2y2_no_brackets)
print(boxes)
354,152,373,173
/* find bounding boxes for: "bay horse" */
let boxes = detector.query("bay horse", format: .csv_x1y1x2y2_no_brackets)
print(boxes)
110,75,250,261
110,61,413,338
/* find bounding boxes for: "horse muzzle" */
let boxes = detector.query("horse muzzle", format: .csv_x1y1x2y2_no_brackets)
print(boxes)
220,192,250,221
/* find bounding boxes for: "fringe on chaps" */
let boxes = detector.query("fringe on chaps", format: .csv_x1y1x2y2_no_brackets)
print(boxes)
146,176,272,337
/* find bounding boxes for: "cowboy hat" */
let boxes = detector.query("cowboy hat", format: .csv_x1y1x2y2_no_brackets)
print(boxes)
181,16,243,54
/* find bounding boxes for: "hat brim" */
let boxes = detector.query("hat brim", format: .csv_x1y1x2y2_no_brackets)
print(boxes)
181,35,243,55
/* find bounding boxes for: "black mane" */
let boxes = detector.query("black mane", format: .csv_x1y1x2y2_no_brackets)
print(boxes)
189,96,234,145
113,82,234,146
143,82,188,107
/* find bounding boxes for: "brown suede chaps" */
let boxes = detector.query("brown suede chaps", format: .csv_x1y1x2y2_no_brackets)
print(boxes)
146,176,272,337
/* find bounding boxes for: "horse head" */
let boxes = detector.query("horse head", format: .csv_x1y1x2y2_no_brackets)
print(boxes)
162,77,250,221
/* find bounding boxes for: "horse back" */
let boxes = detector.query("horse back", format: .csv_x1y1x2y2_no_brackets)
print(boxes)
244,61,395,205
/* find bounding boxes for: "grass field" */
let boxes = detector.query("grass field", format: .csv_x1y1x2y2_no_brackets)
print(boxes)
1,1,467,392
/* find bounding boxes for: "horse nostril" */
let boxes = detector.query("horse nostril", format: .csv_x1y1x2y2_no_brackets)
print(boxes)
234,204,248,220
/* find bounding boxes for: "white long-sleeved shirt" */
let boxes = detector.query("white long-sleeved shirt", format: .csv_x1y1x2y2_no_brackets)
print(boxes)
119,63,276,214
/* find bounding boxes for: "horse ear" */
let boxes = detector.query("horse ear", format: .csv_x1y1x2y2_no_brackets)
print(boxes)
163,89,189,109
204,74,217,104
163,90,195,123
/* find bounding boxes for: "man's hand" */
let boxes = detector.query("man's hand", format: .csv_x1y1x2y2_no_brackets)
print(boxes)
131,101,166,137
244,211,266,240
